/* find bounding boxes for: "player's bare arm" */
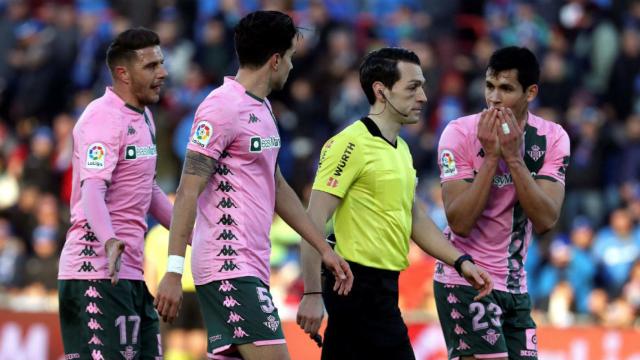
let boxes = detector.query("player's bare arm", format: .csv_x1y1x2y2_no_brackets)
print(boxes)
497,108,564,233
274,166,353,295
297,190,341,337
155,150,217,322
410,201,493,299
442,109,501,237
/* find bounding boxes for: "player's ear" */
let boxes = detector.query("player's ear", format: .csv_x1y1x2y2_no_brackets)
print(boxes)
269,53,281,72
525,84,538,103
373,81,385,102
113,65,131,85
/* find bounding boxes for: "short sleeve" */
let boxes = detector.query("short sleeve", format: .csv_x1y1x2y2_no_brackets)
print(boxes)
76,111,123,184
535,126,570,185
312,133,363,198
186,101,238,160
437,121,474,183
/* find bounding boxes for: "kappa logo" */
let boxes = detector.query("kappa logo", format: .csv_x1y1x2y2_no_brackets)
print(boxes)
217,230,238,240
84,286,102,298
86,143,106,169
191,121,212,147
217,197,238,209
447,293,460,304
456,339,471,351
333,142,356,177
218,260,240,272
477,148,485,158
88,334,103,345
91,350,105,360
125,144,157,160
482,329,501,346
127,125,136,136
88,318,103,331
249,136,281,153
440,150,457,177
216,164,235,176
217,214,238,226
220,150,232,159
216,181,236,192
435,262,444,275
218,280,238,292
232,327,249,338
248,113,260,123
80,231,98,242
454,324,467,335
527,145,545,161
227,311,245,323
217,245,238,257
223,296,241,308
263,315,280,332
79,261,98,272
86,302,102,314
79,245,98,257
450,309,464,320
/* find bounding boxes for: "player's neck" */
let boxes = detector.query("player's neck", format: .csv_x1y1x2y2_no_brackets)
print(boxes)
111,84,144,109
368,113,401,143
235,68,271,100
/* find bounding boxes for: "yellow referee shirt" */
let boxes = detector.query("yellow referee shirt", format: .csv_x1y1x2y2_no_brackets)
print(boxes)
312,117,416,271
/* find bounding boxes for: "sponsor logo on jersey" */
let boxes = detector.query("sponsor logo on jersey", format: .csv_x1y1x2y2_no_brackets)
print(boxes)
333,142,356,176
125,144,157,160
250,136,281,153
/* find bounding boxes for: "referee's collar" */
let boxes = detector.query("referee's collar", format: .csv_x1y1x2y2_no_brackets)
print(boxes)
360,117,397,148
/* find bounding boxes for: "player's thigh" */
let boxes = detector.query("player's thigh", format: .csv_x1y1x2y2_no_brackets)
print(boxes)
237,342,290,360
59,280,149,359
196,277,286,356
502,293,538,360
434,282,509,360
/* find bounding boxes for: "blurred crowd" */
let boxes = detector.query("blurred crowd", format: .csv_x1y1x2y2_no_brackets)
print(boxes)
0,0,640,346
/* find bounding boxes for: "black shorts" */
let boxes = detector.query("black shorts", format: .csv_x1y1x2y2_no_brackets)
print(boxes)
321,261,415,360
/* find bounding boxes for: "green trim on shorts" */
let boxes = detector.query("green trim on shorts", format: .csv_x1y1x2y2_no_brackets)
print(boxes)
434,281,538,360
58,279,162,360
196,276,285,356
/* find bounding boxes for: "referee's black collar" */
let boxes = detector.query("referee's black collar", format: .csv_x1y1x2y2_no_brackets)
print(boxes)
360,117,397,148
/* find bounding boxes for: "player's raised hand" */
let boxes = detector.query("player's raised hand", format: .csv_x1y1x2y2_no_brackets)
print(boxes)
105,238,125,285
296,293,325,339
154,272,183,323
320,249,353,295
496,107,524,163
460,261,493,300
477,108,501,158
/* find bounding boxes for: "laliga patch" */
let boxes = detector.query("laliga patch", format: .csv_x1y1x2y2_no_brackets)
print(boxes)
191,121,212,147
440,150,457,177
86,143,106,169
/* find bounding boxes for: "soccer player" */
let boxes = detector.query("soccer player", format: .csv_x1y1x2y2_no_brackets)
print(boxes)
296,47,493,360
434,46,570,360
153,11,353,360
58,28,171,359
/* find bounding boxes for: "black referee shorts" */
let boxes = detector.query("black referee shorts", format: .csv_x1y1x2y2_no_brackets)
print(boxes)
321,261,415,360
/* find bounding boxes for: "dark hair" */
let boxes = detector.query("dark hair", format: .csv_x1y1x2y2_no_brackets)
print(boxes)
234,11,298,68
106,27,160,73
487,46,540,89
359,47,421,105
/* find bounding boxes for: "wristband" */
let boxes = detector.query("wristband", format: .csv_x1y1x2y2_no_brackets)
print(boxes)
167,255,185,275
454,254,474,277
303,291,323,296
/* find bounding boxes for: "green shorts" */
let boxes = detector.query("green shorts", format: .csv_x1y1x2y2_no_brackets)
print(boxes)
196,276,285,357
434,281,538,360
58,279,162,360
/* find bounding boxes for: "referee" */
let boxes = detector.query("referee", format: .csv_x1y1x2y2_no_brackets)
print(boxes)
296,47,493,360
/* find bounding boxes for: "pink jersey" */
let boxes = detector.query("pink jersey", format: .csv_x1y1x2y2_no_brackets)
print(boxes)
59,87,158,280
187,77,281,286
435,112,570,293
